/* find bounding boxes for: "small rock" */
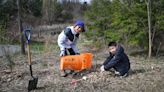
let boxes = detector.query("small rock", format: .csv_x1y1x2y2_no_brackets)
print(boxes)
7,78,12,82
4,70,12,74
151,66,154,70
82,76,87,80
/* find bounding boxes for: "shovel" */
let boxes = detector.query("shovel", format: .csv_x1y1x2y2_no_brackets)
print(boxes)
25,29,38,91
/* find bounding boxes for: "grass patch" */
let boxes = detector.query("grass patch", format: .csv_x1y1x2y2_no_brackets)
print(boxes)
29,41,59,54
30,41,45,52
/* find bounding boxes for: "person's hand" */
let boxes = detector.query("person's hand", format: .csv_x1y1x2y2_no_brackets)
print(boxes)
100,65,105,72
60,50,65,57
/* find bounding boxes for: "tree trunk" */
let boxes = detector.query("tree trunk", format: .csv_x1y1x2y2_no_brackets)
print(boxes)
17,0,25,54
147,0,152,58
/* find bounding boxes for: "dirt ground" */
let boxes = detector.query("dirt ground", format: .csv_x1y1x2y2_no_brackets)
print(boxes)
0,49,164,92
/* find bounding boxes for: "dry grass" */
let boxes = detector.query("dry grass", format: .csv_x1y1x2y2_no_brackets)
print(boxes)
0,49,164,92
0,33,164,92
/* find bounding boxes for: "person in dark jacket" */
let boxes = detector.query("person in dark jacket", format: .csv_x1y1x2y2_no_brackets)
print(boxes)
100,42,130,77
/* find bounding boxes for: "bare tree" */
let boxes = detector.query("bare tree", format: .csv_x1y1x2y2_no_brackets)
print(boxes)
42,0,56,24
17,0,25,54
146,0,152,58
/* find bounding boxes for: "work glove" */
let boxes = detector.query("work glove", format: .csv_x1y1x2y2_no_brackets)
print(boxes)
60,50,65,57
100,65,105,72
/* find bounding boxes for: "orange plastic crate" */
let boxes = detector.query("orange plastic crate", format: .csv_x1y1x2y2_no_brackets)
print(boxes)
60,53,93,71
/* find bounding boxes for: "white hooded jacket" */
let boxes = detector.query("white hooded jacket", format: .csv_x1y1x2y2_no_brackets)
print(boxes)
57,26,79,53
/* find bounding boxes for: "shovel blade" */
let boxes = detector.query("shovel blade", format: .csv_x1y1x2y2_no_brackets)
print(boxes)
28,77,38,91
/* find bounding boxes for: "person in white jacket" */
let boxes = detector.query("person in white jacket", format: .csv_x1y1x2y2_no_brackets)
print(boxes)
57,20,86,77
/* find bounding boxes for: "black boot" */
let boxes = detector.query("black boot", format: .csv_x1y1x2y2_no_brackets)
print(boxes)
60,70,68,77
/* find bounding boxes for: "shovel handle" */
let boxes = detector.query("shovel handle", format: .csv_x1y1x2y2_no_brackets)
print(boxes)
25,29,34,77
24,29,31,44
27,44,32,65
24,29,32,65
27,44,34,77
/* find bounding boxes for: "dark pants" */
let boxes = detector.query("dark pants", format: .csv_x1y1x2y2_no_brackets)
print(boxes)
64,48,76,55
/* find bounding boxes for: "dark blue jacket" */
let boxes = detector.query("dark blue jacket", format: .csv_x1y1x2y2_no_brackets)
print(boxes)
103,45,130,76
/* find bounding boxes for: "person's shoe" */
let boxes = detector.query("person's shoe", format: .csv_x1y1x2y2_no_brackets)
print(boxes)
65,70,74,74
114,71,120,75
69,70,74,74
72,71,78,76
120,73,128,78
60,71,68,77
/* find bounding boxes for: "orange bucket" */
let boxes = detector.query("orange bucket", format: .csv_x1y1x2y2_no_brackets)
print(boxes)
60,53,93,71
